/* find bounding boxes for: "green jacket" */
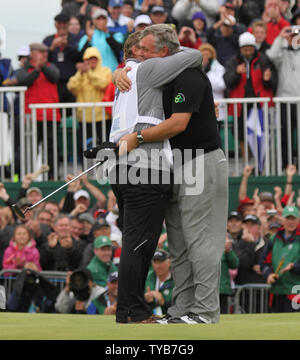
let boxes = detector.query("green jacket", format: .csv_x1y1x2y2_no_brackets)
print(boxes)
145,268,174,315
261,228,300,294
87,256,117,287
220,250,239,295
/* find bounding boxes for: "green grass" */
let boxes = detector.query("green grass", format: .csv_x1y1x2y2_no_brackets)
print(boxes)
1,312,300,340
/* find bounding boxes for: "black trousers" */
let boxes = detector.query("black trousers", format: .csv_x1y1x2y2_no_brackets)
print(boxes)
111,165,172,323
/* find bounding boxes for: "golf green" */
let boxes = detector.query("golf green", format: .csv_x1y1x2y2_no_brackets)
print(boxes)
0,312,300,340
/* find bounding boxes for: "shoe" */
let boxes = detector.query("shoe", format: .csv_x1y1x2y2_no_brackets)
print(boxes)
180,312,212,324
155,314,172,324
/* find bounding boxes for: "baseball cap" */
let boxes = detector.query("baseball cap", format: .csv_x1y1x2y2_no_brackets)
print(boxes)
92,8,108,19
109,0,123,7
17,45,30,57
151,6,166,14
243,214,261,225
108,271,118,282
16,197,32,209
74,189,90,201
282,206,299,219
26,187,42,196
54,13,70,22
94,235,112,248
269,222,281,230
78,213,95,225
225,2,235,9
259,191,274,202
228,211,242,221
153,250,169,261
223,15,236,26
239,32,256,47
29,43,48,52
134,14,152,28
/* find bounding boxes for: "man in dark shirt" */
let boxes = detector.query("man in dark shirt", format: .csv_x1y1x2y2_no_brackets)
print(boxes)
119,52,228,324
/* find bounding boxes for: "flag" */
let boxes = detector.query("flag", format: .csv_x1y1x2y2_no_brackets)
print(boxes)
247,107,265,173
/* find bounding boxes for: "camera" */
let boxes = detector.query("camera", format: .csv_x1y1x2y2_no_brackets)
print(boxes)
69,269,92,301
286,25,300,34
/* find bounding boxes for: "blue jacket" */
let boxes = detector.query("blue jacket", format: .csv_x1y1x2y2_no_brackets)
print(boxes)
78,29,124,72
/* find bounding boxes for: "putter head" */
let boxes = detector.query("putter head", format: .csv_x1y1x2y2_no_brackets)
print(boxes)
11,204,26,219
83,141,118,159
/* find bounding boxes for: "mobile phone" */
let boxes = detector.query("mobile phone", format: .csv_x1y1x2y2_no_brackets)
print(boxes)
267,209,277,216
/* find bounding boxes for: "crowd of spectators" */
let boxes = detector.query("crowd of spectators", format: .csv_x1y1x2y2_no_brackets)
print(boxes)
0,0,300,176
1,0,300,315
1,162,300,314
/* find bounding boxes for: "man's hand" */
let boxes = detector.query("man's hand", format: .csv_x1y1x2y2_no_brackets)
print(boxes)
263,68,272,82
22,173,33,189
281,263,294,274
243,165,254,178
280,26,292,40
48,232,58,248
224,235,233,252
114,67,132,93
0,183,9,202
286,164,297,178
71,203,88,217
66,174,81,193
59,236,73,249
267,273,278,284
86,20,95,41
118,133,139,156
242,226,255,242
236,63,247,74
144,286,154,303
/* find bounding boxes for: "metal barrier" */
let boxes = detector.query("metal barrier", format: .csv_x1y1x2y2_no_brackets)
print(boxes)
0,269,67,300
0,87,27,182
1,89,300,181
233,284,271,314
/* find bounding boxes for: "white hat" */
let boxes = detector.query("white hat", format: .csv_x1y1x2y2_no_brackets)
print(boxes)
239,32,256,48
134,14,152,28
17,45,30,57
223,15,236,26
92,8,108,19
74,189,90,201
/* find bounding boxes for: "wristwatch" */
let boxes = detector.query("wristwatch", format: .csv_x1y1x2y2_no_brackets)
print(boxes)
136,130,145,144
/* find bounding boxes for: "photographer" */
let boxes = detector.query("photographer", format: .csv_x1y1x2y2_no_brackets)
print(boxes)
55,268,105,314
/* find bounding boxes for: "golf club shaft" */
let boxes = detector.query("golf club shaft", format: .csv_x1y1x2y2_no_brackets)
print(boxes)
27,160,106,212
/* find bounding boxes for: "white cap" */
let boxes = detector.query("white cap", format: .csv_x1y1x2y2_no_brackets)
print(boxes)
134,14,152,28
223,15,236,26
17,45,30,57
239,32,256,48
92,8,108,19
74,189,90,201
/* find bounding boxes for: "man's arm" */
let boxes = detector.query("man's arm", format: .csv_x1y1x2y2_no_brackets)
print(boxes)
118,113,191,154
138,48,202,88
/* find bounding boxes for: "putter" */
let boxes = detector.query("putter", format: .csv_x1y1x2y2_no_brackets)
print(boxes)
12,142,118,219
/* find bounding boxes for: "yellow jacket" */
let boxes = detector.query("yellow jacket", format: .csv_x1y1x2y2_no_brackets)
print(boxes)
67,47,112,122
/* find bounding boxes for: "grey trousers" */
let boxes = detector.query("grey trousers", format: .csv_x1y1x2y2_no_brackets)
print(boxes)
165,149,228,323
